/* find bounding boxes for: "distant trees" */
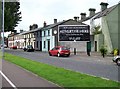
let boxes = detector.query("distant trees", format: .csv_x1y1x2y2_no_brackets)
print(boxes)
29,24,38,30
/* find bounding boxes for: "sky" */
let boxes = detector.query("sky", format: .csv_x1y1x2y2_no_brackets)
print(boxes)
13,0,120,33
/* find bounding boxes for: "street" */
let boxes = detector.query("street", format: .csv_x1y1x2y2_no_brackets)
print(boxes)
4,48,119,82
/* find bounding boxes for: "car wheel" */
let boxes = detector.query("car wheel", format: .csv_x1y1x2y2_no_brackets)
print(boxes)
117,59,120,66
66,54,70,57
49,52,52,56
57,53,60,57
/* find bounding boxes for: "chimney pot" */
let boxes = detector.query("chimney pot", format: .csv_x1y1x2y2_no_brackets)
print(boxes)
43,21,46,27
54,19,57,24
89,8,96,16
74,16,79,21
100,2,109,11
80,13,86,20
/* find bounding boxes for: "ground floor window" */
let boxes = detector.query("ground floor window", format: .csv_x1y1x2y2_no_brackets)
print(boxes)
44,41,46,48
37,41,38,48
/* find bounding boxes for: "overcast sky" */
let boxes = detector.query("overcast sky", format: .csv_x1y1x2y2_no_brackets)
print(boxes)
15,0,119,32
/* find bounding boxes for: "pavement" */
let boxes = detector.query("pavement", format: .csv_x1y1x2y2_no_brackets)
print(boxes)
2,60,62,88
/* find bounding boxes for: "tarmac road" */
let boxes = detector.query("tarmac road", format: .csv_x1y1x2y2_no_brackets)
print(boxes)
5,49,120,82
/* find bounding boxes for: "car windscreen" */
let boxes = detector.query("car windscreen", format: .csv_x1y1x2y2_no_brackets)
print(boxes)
27,45,33,49
61,47,70,50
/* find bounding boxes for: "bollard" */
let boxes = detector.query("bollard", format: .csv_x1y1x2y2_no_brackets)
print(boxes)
74,48,76,55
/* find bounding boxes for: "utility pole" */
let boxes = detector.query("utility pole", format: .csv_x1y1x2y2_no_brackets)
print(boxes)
2,0,4,59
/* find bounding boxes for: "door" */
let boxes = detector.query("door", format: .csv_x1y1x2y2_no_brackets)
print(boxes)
95,41,97,52
40,41,42,51
48,40,50,51
87,41,91,51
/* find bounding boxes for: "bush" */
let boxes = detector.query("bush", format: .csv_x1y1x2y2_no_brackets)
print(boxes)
100,45,107,58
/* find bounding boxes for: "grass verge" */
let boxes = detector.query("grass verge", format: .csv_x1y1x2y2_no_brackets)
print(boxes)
4,53,120,88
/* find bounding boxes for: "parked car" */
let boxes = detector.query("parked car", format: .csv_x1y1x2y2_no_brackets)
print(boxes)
0,44,7,48
23,45,34,52
112,56,120,66
10,46,17,49
49,46,70,57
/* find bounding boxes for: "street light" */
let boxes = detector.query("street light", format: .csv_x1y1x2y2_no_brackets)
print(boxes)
2,0,5,59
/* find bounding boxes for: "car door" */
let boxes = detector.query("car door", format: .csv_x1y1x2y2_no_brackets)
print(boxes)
54,47,59,55
50,47,55,55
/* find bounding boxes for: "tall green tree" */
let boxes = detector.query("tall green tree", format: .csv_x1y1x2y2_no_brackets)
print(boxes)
4,1,22,32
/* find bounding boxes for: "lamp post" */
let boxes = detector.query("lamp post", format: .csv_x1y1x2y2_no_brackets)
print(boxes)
74,40,76,55
2,0,5,59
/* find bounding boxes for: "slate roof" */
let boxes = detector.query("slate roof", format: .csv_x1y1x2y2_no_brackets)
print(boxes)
42,19,86,30
80,3,118,22
94,4,117,19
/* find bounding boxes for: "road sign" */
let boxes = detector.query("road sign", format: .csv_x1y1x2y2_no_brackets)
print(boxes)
58,25,90,41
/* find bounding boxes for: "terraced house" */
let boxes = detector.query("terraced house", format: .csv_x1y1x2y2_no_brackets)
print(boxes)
36,19,88,52
80,2,120,53
8,2,120,53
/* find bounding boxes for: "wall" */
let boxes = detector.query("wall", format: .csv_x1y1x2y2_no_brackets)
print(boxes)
42,29,55,52
106,5,118,50
52,20,89,52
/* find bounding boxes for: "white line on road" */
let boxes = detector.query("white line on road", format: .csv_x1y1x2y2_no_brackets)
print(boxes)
0,71,17,89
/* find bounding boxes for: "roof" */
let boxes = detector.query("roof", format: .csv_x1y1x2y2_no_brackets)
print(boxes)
20,27,43,35
42,19,86,30
19,19,87,35
80,3,118,22
94,4,117,19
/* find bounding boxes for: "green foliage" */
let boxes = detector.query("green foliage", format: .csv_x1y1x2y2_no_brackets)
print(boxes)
29,24,38,30
4,1,21,32
100,45,108,57
92,25,102,35
4,53,119,88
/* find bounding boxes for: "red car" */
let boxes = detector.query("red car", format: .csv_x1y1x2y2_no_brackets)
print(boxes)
10,46,17,49
49,46,70,57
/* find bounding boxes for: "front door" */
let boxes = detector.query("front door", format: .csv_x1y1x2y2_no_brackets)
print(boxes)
40,41,42,51
95,41,97,52
48,40,50,51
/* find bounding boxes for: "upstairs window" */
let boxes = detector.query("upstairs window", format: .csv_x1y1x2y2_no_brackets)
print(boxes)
48,30,50,36
44,31,46,36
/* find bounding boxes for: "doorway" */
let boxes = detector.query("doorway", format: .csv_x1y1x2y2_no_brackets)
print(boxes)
40,41,42,51
95,41,97,52
48,40,50,51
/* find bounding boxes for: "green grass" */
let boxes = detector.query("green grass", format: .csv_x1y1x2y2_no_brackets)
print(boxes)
4,53,120,88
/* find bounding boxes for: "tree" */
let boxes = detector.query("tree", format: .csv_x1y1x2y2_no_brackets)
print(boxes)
29,24,38,30
4,1,22,32
92,25,102,35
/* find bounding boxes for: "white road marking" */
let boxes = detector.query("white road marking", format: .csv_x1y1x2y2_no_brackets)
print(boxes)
0,71,17,88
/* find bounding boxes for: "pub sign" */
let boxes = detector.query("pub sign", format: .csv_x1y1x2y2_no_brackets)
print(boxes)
58,25,90,41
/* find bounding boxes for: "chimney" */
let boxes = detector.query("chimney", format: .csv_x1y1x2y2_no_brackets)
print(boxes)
54,19,57,24
100,2,108,11
43,21,46,27
89,8,96,17
80,13,86,20
20,30,23,33
74,16,79,21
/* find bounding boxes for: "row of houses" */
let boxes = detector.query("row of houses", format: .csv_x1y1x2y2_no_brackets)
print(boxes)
8,2,120,53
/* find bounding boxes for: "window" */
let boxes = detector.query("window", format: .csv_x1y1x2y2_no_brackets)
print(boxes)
37,41,38,48
44,41,46,48
48,30,50,36
37,32,39,37
44,31,46,36
40,31,42,37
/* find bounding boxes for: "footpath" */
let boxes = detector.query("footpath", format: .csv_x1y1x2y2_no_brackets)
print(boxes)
2,60,62,88
70,52,114,62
